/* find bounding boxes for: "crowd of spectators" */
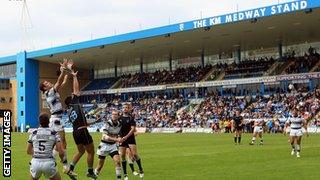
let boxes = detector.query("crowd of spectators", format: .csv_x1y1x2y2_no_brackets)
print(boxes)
120,65,213,88
224,57,275,79
67,87,320,134
81,48,320,92
285,52,320,74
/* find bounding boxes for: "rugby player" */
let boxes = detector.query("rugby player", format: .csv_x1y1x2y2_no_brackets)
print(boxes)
94,109,122,179
27,113,65,180
231,109,244,144
119,103,144,179
64,69,98,178
249,114,264,145
39,59,75,176
284,108,309,157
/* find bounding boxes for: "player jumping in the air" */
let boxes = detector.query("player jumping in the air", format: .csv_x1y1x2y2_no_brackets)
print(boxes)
64,69,99,179
249,114,264,145
284,108,309,158
94,109,122,179
27,113,65,180
39,59,76,178
232,109,244,145
119,103,144,180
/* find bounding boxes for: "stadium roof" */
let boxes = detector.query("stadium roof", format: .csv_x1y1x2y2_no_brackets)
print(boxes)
1,0,320,69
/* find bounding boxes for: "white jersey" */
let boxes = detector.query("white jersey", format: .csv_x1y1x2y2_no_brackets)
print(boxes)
253,119,264,133
286,116,304,129
44,87,63,114
101,119,121,143
28,127,60,159
254,119,264,126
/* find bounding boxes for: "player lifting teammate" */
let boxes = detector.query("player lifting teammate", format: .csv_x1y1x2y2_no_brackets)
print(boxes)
232,109,244,144
27,113,65,180
119,103,144,179
94,109,122,179
284,108,309,157
39,59,76,178
64,68,98,179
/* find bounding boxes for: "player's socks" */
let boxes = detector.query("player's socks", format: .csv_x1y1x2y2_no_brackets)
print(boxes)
70,163,75,171
88,167,94,174
135,157,143,172
86,167,98,178
296,144,301,153
296,145,301,157
129,163,135,172
127,157,135,172
291,142,295,149
238,136,241,144
234,136,237,143
250,137,256,144
116,166,122,180
259,139,263,145
63,150,68,163
122,160,128,175
94,169,99,176
62,151,68,168
291,142,295,154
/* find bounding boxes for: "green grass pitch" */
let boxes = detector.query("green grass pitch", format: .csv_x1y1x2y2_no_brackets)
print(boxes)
5,133,320,179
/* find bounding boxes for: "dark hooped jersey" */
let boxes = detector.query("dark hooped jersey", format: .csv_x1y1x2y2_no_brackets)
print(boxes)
68,95,87,130
233,116,243,127
119,113,136,137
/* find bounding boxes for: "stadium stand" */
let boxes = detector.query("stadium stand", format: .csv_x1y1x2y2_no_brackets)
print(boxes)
224,57,275,79
82,77,119,91
68,85,320,134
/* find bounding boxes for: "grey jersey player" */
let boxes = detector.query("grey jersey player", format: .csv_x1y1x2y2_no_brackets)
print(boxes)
284,108,308,158
39,59,72,174
27,113,64,180
95,110,122,180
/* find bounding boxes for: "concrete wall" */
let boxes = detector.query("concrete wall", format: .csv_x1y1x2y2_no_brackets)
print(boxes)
0,79,17,127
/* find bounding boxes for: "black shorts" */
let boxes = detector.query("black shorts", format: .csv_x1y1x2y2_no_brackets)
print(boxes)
120,135,136,147
73,128,93,145
235,126,243,131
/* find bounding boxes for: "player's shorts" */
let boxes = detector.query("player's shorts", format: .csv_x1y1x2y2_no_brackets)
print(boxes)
73,128,93,145
235,125,243,131
96,141,119,158
120,135,136,147
253,126,263,133
30,158,57,179
49,114,64,132
290,128,303,137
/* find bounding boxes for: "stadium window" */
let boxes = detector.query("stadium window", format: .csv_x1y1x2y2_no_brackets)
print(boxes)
20,67,23,73
9,83,12,88
20,82,23,87
9,97,12,103
21,111,24,117
20,96,24,102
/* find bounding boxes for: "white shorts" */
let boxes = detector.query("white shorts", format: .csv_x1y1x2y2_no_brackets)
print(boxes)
253,126,263,133
30,158,57,179
290,129,303,137
97,142,119,157
49,115,64,132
